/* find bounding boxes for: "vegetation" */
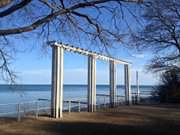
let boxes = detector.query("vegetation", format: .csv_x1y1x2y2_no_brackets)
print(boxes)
132,0,180,72
155,69,180,103
132,0,180,102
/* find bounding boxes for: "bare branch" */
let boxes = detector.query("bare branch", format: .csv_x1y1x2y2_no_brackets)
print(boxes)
131,0,180,72
0,0,32,17
0,0,143,82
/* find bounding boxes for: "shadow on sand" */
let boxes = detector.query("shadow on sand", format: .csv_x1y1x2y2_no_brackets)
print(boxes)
26,121,180,135
1,119,178,135
0,105,180,135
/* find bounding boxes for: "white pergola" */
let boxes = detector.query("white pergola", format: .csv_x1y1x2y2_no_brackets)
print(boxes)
49,41,132,118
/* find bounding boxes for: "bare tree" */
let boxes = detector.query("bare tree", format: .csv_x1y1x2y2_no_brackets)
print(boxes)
131,0,180,72
0,0,142,83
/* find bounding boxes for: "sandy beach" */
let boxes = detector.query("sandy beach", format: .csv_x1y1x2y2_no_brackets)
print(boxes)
0,104,180,135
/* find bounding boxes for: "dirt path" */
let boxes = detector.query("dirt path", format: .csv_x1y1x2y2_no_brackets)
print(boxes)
0,105,180,135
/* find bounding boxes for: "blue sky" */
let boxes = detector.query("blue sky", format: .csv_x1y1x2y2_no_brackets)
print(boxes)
2,39,159,85
0,1,159,85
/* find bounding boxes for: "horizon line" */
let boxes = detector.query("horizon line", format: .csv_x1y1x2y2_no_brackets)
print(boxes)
0,83,156,86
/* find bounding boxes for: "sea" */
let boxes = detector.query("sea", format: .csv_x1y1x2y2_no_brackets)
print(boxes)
0,85,155,116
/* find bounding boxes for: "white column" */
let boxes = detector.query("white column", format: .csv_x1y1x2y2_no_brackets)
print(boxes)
136,71,140,104
88,55,96,112
51,45,64,118
124,64,132,105
109,61,117,107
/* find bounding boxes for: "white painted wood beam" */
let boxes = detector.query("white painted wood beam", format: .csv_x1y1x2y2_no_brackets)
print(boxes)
49,41,130,65
88,55,96,112
109,61,117,107
51,46,64,118
136,71,140,104
124,64,132,105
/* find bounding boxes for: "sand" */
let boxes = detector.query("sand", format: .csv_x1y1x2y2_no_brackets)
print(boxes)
0,104,180,135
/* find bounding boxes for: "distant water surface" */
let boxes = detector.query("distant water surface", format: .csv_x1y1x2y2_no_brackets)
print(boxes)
0,84,155,104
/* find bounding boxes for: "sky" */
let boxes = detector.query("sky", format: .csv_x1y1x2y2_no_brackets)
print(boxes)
2,39,159,85
0,1,160,85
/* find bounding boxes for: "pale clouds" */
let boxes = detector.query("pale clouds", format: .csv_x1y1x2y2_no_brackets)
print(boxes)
18,68,87,84
132,54,145,58
14,67,158,85
64,68,87,84
22,69,51,76
19,69,51,84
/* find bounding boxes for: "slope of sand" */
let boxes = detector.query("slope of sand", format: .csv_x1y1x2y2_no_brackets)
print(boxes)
0,105,180,135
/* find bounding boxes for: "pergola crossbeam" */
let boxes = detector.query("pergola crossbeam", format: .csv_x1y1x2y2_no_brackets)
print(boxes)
49,41,130,65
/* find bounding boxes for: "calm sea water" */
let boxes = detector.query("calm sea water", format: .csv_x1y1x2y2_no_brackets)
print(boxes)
0,84,154,104
0,85,155,115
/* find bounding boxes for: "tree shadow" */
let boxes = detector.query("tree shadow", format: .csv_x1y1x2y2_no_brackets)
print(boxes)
0,115,180,135
32,120,180,135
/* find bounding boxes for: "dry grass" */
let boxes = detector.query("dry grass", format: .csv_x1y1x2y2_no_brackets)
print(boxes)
0,105,180,135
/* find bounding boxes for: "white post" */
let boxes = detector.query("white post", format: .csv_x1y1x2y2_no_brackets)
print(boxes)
17,103,21,122
136,71,140,104
51,45,64,118
78,100,81,112
124,64,132,105
103,96,106,107
109,61,117,107
88,55,96,112
35,101,39,119
68,100,71,113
